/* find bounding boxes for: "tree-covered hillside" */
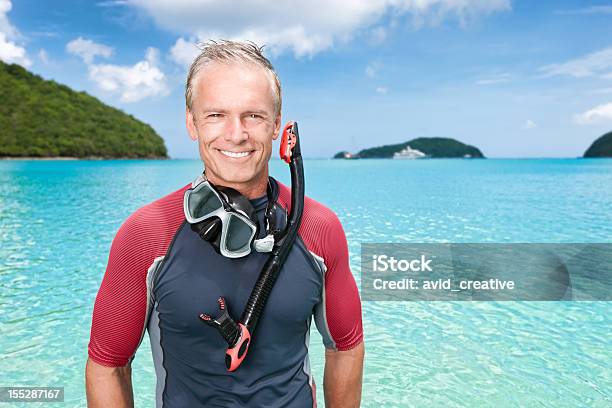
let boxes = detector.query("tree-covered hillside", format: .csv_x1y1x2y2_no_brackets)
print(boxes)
583,131,612,158
355,137,485,158
0,61,167,158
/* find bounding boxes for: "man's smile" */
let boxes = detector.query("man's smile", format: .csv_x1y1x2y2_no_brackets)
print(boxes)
216,148,255,159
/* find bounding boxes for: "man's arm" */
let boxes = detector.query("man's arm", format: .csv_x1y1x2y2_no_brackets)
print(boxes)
316,210,364,407
86,209,160,407
324,342,365,408
86,358,134,407
294,196,365,406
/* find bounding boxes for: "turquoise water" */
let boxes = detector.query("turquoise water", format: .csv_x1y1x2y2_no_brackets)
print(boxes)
0,158,610,407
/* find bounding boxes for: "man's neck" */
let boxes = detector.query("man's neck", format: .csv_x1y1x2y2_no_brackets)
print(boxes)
204,171,269,200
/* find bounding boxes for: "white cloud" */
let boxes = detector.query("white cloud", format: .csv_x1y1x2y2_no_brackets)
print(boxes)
391,0,511,29
0,0,31,67
88,47,169,102
0,0,18,39
38,48,49,64
573,102,612,125
523,119,536,129
169,37,200,67
0,32,30,66
66,37,114,64
367,26,386,45
554,6,612,15
30,31,60,38
376,86,388,94
539,47,612,78
144,46,159,65
365,61,381,78
125,0,510,58
97,0,129,6
476,73,511,85
66,36,168,103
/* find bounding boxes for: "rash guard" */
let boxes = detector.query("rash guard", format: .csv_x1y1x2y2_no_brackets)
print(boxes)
88,177,363,407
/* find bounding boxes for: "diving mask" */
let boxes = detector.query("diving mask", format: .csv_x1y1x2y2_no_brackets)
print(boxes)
184,175,276,258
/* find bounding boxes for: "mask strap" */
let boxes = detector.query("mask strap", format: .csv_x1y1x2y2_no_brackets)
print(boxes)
192,172,207,188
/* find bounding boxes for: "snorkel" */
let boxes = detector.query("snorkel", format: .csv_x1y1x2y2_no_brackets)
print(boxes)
199,121,304,371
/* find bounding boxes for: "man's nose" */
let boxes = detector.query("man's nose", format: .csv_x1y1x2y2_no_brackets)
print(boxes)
224,116,248,144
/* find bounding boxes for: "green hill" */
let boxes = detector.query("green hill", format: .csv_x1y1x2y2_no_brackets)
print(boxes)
336,137,485,159
0,61,167,158
584,131,612,158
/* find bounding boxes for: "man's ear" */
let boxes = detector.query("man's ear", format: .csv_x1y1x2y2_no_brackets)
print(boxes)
186,109,198,141
272,113,282,141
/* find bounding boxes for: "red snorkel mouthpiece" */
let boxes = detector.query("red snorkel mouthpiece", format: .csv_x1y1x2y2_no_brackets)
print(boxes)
280,121,299,164
199,297,251,372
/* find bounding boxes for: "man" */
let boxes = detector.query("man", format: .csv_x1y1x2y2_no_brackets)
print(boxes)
86,40,364,407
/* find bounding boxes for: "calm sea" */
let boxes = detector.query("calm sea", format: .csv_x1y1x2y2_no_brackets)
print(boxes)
0,159,610,407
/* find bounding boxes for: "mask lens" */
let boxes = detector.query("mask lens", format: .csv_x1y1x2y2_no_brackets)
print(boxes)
226,214,255,252
188,183,222,220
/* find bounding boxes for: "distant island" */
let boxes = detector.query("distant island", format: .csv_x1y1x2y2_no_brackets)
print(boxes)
583,131,612,158
334,137,485,159
0,61,167,159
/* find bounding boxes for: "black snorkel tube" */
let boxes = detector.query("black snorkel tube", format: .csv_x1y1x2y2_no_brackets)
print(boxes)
199,121,304,371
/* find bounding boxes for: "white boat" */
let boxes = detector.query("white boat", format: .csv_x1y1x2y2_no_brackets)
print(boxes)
393,146,426,159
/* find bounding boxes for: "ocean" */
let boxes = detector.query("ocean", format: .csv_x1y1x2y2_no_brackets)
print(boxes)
0,158,610,407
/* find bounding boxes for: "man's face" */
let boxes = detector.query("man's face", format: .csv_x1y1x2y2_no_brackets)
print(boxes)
186,62,281,190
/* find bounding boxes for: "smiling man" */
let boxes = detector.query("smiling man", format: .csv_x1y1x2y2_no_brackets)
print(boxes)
86,40,364,408
186,59,281,198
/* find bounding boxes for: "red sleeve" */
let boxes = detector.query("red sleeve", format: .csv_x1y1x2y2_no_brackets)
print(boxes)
88,210,154,367
88,186,187,367
316,210,364,351
277,181,363,351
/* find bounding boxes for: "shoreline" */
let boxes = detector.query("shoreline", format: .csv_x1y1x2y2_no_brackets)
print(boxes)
0,156,169,161
2,156,610,161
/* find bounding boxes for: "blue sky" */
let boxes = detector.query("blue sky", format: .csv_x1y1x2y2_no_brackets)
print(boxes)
2,0,612,158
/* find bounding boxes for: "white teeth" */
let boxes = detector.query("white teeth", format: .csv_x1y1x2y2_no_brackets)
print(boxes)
220,150,251,158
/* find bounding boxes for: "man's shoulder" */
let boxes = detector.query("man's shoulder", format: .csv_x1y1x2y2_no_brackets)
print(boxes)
129,184,189,225
275,179,345,260
112,184,189,256
275,179,342,229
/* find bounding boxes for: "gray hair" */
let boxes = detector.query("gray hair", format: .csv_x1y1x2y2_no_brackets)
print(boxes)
185,40,282,116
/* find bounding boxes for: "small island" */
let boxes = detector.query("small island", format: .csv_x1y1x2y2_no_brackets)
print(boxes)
0,61,168,159
583,131,612,158
334,137,485,159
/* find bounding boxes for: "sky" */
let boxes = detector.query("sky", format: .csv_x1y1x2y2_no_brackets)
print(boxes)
2,0,612,158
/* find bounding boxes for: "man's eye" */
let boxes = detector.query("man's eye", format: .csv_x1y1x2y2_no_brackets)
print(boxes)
207,113,222,118
249,114,262,119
